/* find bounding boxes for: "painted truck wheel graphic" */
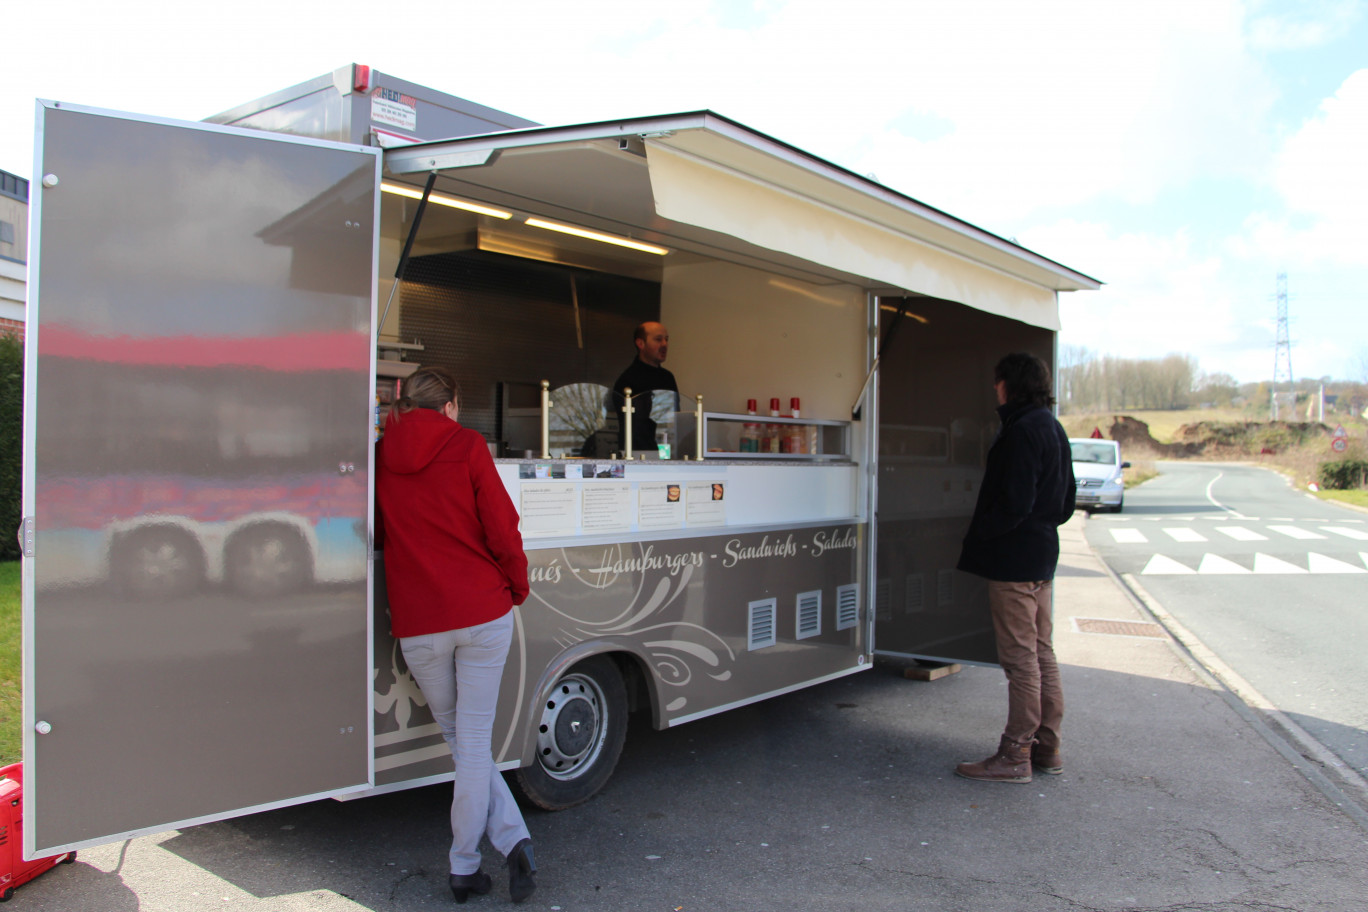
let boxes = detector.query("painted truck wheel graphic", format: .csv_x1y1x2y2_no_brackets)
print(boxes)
113,526,205,598
225,524,310,596
515,655,627,811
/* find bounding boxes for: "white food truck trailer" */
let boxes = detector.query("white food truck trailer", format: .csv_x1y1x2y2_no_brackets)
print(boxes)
19,65,1098,858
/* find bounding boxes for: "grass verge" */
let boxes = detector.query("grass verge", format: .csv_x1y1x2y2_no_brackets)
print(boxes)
1317,489,1368,510
0,561,19,765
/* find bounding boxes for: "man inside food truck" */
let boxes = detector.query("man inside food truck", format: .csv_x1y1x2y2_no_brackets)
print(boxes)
612,321,678,453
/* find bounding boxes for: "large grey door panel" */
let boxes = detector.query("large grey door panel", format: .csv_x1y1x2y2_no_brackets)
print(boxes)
24,103,379,854
873,296,1055,665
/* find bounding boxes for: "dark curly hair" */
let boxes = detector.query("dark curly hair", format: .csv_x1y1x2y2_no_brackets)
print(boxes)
994,352,1055,408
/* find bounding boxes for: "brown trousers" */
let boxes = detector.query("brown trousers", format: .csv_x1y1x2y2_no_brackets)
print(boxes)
987,579,1064,749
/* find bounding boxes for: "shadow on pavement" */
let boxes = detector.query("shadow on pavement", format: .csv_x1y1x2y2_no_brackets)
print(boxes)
140,662,1368,912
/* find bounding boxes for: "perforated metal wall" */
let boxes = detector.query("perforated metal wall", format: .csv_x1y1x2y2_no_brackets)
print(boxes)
398,251,660,443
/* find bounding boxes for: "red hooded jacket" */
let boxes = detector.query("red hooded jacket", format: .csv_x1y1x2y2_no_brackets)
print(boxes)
375,407,528,637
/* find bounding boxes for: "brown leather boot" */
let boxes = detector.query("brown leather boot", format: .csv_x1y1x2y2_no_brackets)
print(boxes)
1031,742,1062,775
955,735,1033,783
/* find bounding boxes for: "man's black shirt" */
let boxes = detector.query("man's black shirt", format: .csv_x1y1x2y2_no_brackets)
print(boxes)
612,359,678,451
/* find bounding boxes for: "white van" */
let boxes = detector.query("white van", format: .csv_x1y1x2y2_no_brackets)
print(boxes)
1069,438,1129,512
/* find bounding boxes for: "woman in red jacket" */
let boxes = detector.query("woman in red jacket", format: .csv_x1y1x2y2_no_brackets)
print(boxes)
376,367,536,904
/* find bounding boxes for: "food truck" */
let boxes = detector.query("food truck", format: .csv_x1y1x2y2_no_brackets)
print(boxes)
19,65,1099,858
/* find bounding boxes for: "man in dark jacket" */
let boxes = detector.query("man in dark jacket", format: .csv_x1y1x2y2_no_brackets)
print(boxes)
612,321,678,454
955,352,1076,783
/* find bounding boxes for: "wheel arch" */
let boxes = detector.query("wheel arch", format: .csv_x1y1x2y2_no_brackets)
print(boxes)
513,641,660,769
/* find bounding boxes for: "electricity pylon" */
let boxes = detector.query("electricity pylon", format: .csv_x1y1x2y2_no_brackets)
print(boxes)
1271,273,1292,420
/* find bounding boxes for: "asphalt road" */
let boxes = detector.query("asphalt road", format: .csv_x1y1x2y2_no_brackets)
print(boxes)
1082,460,1368,780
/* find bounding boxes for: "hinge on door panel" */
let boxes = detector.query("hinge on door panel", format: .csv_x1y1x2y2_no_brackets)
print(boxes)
20,517,34,557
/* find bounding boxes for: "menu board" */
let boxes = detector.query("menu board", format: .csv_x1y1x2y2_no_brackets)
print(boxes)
685,480,726,527
638,482,684,530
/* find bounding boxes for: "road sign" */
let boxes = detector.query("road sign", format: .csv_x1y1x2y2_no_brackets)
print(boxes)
1333,424,1348,438
1332,437,1348,453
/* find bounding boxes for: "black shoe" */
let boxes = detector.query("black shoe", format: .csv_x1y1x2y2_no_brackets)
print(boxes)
507,838,537,903
449,870,492,903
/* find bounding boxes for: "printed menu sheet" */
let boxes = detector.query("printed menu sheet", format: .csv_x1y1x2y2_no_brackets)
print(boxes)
520,483,577,536
638,482,684,530
685,481,726,526
582,482,632,534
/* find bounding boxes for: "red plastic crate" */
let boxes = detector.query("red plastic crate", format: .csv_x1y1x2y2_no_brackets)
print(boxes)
0,763,76,902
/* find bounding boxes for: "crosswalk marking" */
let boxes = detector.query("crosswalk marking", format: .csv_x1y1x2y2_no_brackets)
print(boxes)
1266,525,1326,540
1215,527,1267,541
1323,526,1368,541
1163,527,1208,543
1252,553,1308,574
1306,552,1367,574
1110,528,1148,544
1142,554,1196,574
1197,554,1251,574
1138,550,1368,574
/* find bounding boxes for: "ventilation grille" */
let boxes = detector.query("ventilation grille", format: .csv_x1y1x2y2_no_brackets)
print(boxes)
0,822,8,846
904,573,925,614
836,583,860,631
748,598,777,650
875,577,892,621
796,590,822,640
937,569,955,607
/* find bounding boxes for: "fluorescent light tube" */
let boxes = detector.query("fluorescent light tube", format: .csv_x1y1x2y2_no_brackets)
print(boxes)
381,180,512,219
524,217,668,255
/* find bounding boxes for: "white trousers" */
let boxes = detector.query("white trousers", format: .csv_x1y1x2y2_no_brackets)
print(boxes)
400,611,530,875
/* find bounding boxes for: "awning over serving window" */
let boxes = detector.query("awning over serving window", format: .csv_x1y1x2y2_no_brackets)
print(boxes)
383,111,1099,331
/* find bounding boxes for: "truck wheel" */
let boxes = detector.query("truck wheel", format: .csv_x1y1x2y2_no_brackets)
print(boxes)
1,886,13,901
515,656,628,811
226,526,309,596
115,528,204,597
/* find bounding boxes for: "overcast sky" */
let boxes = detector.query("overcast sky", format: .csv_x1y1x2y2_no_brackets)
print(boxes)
4,0,1365,383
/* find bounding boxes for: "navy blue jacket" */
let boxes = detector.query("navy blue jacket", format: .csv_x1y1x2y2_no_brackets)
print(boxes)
956,400,1076,582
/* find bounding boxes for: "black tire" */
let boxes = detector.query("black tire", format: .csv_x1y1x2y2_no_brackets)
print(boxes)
61,851,77,864
1113,496,1124,514
225,525,310,597
514,655,628,811
1,885,13,901
114,527,204,598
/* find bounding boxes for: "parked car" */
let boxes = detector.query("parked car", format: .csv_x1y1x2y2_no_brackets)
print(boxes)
1069,438,1130,512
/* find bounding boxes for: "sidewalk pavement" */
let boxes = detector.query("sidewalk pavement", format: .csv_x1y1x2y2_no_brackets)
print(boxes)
13,513,1368,911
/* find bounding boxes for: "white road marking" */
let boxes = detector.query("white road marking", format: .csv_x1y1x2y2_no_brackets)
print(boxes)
1142,554,1196,574
1253,553,1309,574
1202,470,1250,518
1215,527,1267,541
1305,552,1367,574
1362,552,1368,570
1109,528,1148,544
1267,525,1326,540
1163,527,1208,543
1322,526,1368,541
1197,554,1251,574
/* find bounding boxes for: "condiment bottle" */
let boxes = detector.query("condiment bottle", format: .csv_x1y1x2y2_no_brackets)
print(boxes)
765,398,782,453
784,397,805,453
739,398,760,453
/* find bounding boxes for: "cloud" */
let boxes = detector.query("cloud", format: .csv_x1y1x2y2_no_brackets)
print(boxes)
1247,0,1364,50
1264,68,1368,265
